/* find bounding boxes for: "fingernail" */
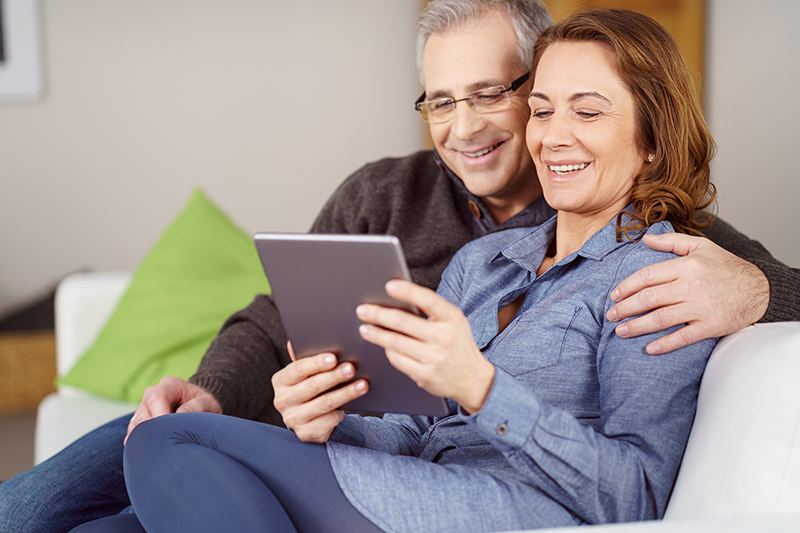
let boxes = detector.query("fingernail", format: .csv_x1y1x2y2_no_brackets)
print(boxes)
607,307,617,321
385,280,400,292
341,363,354,376
616,323,629,337
359,324,370,336
323,354,336,366
354,380,367,392
610,289,620,301
646,343,662,355
355,305,367,318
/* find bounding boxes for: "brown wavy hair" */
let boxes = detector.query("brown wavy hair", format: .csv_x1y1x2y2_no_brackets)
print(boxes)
531,8,716,237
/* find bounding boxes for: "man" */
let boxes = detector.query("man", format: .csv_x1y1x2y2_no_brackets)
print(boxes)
1,1,797,531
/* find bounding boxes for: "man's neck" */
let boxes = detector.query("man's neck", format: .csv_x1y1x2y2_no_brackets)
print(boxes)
483,187,544,225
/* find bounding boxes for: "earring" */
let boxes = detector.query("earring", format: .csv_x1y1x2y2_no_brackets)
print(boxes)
647,153,655,163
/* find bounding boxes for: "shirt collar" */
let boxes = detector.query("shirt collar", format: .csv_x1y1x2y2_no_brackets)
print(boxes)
432,149,555,239
500,205,646,274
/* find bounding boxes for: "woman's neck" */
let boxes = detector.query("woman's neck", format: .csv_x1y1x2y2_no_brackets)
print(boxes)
539,202,629,275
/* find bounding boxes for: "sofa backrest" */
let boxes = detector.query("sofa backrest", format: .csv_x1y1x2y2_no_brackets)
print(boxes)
665,322,800,519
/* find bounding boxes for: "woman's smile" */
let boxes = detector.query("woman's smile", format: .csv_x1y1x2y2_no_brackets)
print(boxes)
546,160,590,177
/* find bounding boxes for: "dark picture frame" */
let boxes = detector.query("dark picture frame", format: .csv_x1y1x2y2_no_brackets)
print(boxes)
0,0,43,101
0,0,6,64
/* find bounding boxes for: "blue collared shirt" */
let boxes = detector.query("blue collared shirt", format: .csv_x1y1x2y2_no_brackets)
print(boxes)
327,212,717,532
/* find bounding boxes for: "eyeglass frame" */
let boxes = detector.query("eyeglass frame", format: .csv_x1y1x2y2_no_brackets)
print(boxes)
414,70,531,123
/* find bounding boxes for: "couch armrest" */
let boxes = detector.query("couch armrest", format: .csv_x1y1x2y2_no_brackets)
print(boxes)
35,272,135,464
54,271,132,379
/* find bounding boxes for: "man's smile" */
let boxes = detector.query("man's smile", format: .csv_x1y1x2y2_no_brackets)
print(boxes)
463,142,502,158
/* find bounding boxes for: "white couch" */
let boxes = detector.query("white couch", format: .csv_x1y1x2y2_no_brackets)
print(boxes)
36,271,800,531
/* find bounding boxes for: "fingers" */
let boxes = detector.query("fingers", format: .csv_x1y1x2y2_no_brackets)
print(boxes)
384,279,457,322
356,280,459,345
642,322,711,355
610,234,712,308
272,353,369,442
609,259,682,309
175,392,222,415
273,354,355,409
287,340,297,362
613,302,688,340
640,232,705,257
273,352,337,388
283,379,368,443
124,377,221,445
356,304,430,349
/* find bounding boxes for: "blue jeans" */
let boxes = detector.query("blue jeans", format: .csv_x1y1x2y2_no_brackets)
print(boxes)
0,413,135,533
118,412,380,533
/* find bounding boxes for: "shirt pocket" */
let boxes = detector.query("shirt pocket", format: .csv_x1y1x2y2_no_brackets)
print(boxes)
489,305,582,377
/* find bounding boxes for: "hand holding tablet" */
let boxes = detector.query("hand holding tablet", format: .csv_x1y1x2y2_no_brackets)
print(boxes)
254,233,449,417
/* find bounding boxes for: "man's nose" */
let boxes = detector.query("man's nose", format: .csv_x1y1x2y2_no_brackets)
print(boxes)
450,99,487,140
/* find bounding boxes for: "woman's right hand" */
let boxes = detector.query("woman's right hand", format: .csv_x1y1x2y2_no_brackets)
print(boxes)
272,343,369,443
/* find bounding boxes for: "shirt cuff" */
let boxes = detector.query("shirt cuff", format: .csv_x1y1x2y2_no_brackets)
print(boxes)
460,368,541,452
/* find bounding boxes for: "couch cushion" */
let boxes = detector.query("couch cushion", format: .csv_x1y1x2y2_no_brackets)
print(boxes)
59,189,269,403
665,322,800,518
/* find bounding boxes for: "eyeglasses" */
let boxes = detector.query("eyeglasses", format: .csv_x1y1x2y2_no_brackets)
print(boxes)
414,71,531,123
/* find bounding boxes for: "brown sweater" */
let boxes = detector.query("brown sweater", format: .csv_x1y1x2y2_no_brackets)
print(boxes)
189,150,800,424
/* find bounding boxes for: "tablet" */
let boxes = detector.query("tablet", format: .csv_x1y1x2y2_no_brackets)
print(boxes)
254,233,449,417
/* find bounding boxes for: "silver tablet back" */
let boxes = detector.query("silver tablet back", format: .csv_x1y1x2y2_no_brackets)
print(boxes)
254,233,449,417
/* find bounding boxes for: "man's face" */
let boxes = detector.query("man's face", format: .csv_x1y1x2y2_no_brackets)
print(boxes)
422,10,540,222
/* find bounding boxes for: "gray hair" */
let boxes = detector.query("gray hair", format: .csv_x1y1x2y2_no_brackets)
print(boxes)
415,0,554,84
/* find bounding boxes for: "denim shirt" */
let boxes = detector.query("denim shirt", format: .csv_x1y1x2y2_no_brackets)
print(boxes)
327,212,718,533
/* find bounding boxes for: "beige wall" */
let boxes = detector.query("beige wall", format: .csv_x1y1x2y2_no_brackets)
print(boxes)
1,0,798,319
706,0,800,268
0,0,422,317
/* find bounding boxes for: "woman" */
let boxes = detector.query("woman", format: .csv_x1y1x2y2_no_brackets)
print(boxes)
115,9,717,533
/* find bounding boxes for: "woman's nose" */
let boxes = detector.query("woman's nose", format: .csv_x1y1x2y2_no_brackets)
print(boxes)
541,112,573,150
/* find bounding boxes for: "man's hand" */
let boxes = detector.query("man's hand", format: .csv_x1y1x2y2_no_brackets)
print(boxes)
607,232,770,354
272,347,368,443
357,279,494,414
124,376,222,444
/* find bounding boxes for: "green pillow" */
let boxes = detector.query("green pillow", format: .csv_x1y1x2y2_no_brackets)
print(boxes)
60,189,270,403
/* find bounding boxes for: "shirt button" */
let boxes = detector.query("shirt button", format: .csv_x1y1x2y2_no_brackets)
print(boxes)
468,200,481,219
496,423,509,436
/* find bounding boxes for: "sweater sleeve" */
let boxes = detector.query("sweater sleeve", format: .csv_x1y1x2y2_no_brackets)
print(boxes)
704,216,800,322
187,166,379,422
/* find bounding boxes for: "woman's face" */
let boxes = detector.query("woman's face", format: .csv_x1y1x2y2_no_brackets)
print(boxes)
527,41,645,224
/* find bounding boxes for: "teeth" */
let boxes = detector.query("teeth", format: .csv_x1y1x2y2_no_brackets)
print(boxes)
465,145,497,158
549,163,588,175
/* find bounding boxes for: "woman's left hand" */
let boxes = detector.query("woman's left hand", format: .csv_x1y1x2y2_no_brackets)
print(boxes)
356,279,495,414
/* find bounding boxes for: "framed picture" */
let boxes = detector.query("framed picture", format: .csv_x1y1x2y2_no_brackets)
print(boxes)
0,0,44,101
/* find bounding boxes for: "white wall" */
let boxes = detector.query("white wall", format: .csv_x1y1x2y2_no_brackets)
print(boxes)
706,0,800,267
0,0,422,317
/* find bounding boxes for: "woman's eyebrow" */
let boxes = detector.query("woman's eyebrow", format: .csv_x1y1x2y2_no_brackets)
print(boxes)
529,91,611,104
570,91,610,103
